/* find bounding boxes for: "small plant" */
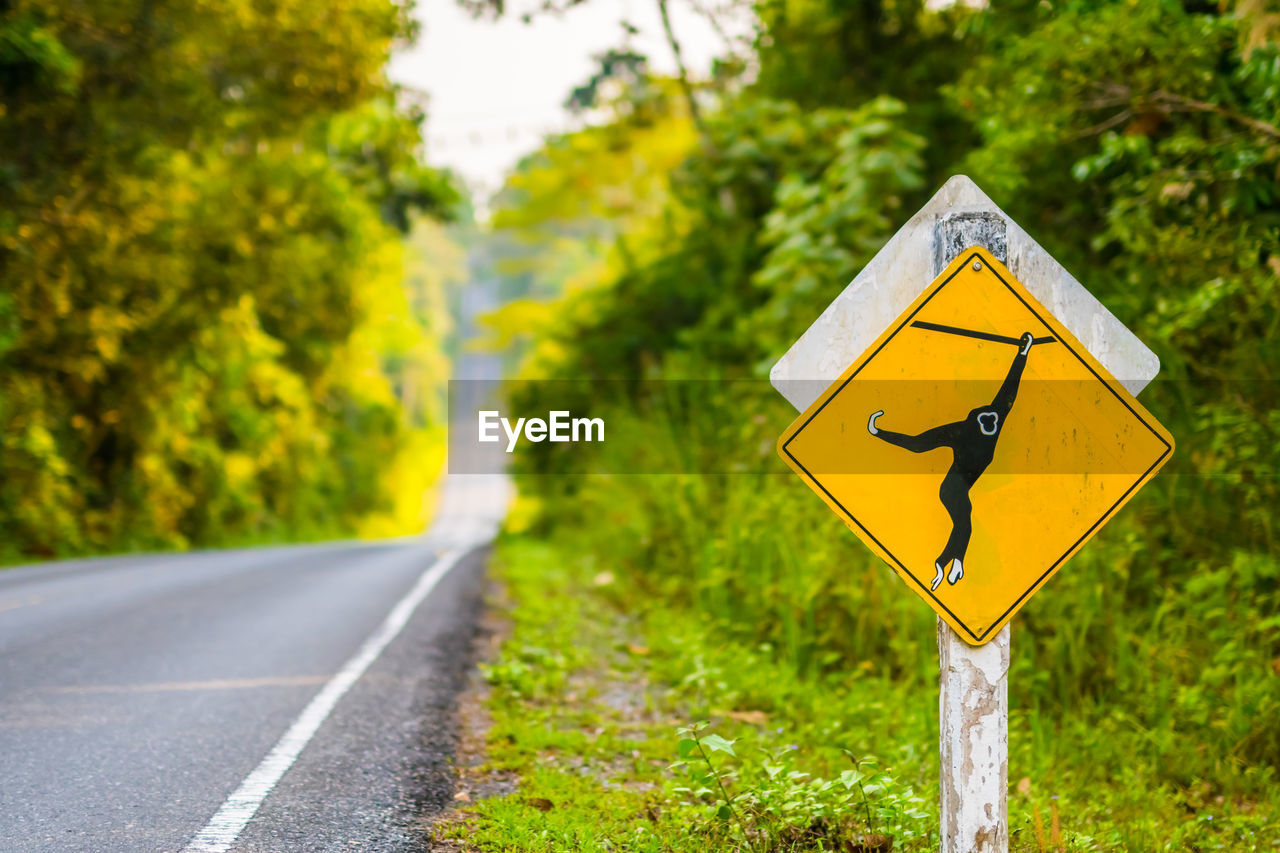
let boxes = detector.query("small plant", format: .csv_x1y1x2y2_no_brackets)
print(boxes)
671,721,753,840
479,643,572,699
671,724,930,851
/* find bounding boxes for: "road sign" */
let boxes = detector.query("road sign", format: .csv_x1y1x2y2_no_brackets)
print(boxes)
765,180,1176,851
776,247,1173,644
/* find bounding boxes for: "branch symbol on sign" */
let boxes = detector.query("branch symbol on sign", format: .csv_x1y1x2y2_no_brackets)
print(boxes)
866,328,1056,591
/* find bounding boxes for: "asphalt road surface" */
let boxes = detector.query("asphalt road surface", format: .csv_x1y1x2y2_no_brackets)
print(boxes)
0,473,509,853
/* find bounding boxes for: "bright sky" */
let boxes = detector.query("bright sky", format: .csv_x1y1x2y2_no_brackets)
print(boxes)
389,0,752,204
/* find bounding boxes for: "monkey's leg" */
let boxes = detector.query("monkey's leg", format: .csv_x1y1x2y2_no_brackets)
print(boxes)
934,470,973,588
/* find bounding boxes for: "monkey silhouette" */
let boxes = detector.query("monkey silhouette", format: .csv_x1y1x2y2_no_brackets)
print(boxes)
867,332,1035,591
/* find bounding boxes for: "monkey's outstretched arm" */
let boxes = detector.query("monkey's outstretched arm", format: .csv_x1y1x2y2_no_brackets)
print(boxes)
868,413,960,453
990,333,1034,418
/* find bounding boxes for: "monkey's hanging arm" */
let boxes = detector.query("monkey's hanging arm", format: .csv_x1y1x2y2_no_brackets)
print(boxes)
990,334,1032,419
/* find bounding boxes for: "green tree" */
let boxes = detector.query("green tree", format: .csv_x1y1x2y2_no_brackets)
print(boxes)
0,0,457,556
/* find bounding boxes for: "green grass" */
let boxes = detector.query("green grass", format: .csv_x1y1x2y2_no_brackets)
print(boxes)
438,533,1280,852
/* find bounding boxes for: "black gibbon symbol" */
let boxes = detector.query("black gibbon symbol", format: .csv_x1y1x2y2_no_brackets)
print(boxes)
867,324,1056,592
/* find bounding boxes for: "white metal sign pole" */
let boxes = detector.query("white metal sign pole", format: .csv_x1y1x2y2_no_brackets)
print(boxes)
933,213,1009,853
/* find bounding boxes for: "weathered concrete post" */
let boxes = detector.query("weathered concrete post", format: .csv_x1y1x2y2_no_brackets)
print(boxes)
933,211,1010,853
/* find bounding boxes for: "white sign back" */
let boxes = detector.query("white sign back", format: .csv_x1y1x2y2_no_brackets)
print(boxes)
769,175,1160,409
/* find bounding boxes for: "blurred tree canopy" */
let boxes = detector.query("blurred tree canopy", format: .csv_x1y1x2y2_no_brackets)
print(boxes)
0,0,458,556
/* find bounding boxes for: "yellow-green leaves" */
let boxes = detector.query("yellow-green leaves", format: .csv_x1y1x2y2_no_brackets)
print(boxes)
0,0,456,557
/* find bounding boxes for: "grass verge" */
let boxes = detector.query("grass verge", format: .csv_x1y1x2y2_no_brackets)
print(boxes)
436,533,1280,852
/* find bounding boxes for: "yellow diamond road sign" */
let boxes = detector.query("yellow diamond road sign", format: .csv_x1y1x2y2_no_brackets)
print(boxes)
777,247,1173,644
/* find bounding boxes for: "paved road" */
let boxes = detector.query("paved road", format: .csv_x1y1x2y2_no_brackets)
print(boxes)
0,474,508,852
0,254,510,853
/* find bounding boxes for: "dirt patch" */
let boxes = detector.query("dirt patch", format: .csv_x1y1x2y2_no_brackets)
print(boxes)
421,578,517,850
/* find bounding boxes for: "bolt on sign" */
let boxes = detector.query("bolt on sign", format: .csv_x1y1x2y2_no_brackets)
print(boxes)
775,245,1173,644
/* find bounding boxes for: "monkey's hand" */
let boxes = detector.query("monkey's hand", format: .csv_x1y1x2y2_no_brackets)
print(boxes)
868,411,884,435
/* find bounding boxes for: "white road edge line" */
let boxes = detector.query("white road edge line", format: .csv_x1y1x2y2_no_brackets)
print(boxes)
184,547,468,853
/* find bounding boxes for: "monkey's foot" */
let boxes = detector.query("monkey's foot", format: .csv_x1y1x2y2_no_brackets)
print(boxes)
947,559,964,585
931,561,945,591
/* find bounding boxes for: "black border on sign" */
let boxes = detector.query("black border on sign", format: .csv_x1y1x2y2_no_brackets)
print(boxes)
780,251,1173,642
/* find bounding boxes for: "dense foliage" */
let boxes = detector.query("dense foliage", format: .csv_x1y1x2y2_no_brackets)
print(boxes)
492,0,1280,823
0,0,456,557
